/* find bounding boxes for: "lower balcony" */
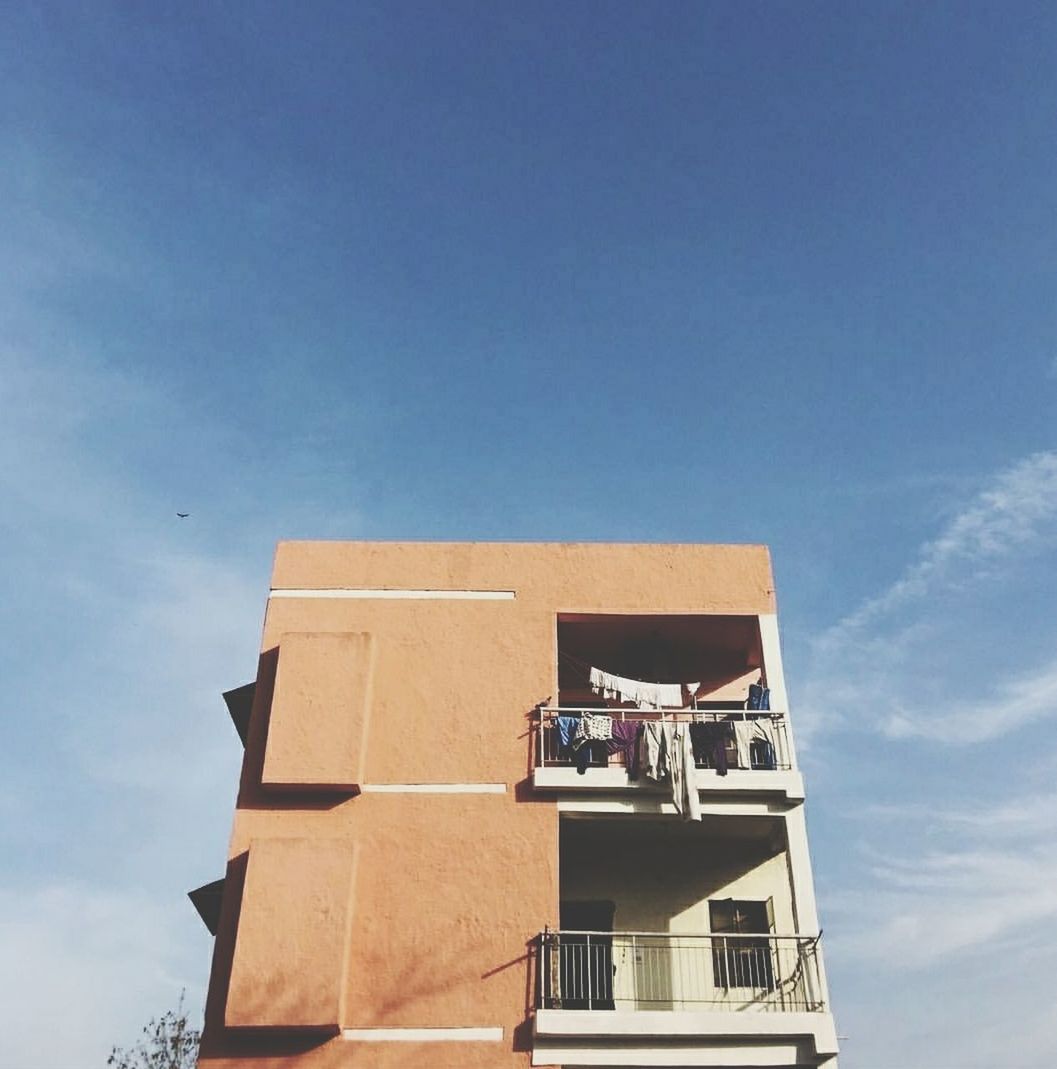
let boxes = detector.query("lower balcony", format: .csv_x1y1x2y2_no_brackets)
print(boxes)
533,931,837,1068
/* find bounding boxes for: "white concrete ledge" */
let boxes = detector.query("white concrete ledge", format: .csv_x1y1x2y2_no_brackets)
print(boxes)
534,1009,838,1058
532,1004,837,1064
531,1037,815,1067
270,588,515,600
344,1027,503,1041
534,766,804,802
360,784,506,794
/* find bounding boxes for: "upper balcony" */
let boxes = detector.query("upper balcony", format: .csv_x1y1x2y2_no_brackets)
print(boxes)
538,611,803,801
532,707,803,802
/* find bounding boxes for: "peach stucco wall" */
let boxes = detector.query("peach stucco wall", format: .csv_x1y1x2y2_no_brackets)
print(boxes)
199,542,775,1069
226,838,357,1031
261,632,373,790
271,541,776,614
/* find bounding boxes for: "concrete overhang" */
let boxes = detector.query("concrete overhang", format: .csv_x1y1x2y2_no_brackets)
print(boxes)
187,877,225,936
533,1009,838,1067
533,766,805,802
222,682,255,746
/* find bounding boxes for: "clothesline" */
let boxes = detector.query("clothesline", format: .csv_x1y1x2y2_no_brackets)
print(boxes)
552,712,779,822
559,650,768,712
542,707,781,721
558,648,701,684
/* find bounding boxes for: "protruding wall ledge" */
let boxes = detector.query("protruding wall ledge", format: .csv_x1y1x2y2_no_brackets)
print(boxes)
533,1010,838,1067
533,766,805,802
226,838,357,1032
222,683,255,747
188,877,225,936
260,632,373,792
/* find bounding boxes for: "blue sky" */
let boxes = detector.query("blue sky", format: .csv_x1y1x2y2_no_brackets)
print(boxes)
2,3,1056,1065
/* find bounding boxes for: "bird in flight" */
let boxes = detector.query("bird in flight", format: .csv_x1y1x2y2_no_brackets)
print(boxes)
177,512,190,518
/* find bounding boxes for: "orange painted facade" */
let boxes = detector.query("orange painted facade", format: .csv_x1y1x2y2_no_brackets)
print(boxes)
195,542,835,1069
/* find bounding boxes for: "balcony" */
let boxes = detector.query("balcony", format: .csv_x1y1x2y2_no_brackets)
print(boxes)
536,815,839,1065
537,930,825,1012
532,708,804,801
533,931,837,1067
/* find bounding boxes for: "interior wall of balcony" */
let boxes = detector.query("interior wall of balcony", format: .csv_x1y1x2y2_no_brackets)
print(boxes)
556,614,765,708
559,815,795,935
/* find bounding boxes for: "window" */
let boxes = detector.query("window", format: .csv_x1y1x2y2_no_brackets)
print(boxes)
709,899,776,991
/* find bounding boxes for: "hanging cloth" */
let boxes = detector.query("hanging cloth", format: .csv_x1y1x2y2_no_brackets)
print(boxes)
640,721,672,781
607,720,643,779
589,667,686,709
670,724,702,821
689,721,731,776
572,713,612,776
555,715,580,756
732,717,778,770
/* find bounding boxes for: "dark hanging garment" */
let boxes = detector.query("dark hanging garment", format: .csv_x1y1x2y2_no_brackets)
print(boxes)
751,737,777,771
689,722,731,776
572,714,611,775
574,741,609,774
748,683,771,711
607,720,643,779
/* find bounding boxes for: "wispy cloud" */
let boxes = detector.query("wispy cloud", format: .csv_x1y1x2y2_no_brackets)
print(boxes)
800,450,1057,748
866,788,1057,838
820,450,1057,649
883,658,1057,742
829,785,1057,969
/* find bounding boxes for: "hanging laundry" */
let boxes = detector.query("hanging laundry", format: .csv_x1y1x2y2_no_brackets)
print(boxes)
572,713,612,775
732,717,778,770
576,713,612,742
689,721,732,776
555,715,580,756
752,736,777,770
589,667,686,709
640,721,672,781
607,720,643,779
575,742,603,775
747,682,771,711
670,724,702,821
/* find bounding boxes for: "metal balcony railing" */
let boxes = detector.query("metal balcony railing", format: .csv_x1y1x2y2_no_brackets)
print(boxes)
534,708,792,773
537,931,825,1013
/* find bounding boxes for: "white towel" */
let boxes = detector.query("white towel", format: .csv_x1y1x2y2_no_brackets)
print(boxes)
589,667,686,709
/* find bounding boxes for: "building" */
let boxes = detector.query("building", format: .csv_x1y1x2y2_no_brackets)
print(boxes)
192,541,839,1069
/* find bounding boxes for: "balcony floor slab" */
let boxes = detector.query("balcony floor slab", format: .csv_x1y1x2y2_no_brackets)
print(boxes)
534,1009,838,1067
534,766,805,802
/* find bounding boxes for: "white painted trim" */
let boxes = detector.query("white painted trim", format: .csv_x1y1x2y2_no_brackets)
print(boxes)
758,614,800,772
360,783,507,794
531,1040,807,1067
534,767,804,802
758,614,789,713
269,588,515,600
533,1008,838,1056
556,796,796,818
343,1027,503,1042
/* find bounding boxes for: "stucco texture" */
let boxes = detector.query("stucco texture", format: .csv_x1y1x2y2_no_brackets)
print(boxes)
200,543,777,1068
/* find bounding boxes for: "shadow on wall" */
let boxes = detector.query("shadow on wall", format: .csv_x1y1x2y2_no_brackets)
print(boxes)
198,850,336,1060
560,816,788,930
203,670,545,1063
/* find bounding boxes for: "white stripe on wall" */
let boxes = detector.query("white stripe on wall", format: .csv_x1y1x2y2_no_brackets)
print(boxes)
269,588,515,600
342,1027,503,1042
360,784,506,794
